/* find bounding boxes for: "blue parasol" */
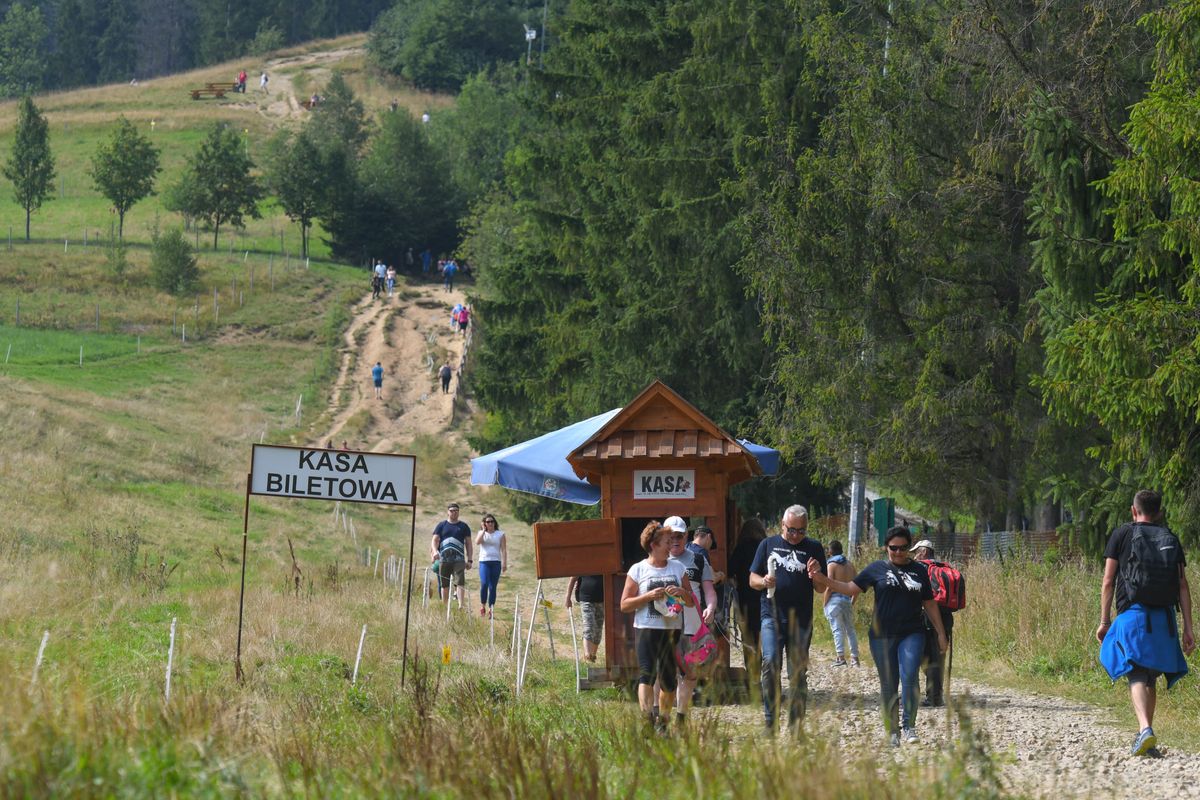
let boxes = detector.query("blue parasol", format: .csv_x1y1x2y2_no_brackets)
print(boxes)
471,410,781,505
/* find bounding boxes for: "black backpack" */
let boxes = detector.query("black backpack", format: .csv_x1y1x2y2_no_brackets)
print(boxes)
1121,524,1181,609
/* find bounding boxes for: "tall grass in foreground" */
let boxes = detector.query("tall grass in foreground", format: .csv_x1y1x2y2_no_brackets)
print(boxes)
0,661,1006,799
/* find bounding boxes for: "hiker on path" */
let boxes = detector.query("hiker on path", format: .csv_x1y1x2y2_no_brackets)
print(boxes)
386,265,396,298
371,362,383,399
665,515,716,724
808,526,947,747
442,259,458,292
259,71,269,92
474,513,507,617
566,575,604,663
619,521,695,735
1097,489,1195,757
439,362,453,394
431,503,472,606
730,517,766,673
421,248,432,275
823,539,860,667
749,504,826,735
911,539,953,706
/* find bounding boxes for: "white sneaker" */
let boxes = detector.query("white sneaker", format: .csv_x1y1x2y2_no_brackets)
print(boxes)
901,727,919,744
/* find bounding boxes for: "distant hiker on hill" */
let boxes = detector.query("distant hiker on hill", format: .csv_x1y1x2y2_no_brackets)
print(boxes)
432,503,472,607
456,305,470,336
237,70,247,92
260,72,269,92
1097,490,1194,757
406,247,415,272
421,248,432,275
439,362,453,394
371,362,383,399
386,265,396,298
808,527,947,747
442,259,458,292
823,539,859,667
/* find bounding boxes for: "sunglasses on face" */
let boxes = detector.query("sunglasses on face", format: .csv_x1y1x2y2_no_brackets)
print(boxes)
786,527,806,536
887,544,907,552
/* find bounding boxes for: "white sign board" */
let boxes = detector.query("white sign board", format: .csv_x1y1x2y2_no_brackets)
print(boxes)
633,469,696,500
250,445,416,506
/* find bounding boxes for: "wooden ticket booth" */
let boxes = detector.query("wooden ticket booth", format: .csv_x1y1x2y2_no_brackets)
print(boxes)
532,381,766,688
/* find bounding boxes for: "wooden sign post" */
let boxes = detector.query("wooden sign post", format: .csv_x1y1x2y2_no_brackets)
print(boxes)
239,444,419,686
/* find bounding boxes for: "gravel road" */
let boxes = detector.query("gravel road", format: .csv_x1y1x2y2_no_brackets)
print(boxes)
709,652,1200,799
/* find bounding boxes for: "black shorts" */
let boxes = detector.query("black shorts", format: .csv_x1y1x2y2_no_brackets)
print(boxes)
1127,665,1163,686
635,627,680,690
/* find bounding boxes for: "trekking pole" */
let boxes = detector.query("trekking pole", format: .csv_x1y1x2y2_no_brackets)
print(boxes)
946,633,953,700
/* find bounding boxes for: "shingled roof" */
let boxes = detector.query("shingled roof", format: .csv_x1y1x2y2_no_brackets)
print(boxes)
567,380,762,484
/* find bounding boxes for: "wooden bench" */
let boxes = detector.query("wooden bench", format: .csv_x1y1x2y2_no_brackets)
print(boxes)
206,81,239,92
190,88,226,100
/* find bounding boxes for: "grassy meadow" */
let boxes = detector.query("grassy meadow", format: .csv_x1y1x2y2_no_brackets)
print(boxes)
0,33,455,261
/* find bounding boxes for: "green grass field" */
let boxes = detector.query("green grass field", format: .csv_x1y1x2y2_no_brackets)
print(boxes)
0,34,455,261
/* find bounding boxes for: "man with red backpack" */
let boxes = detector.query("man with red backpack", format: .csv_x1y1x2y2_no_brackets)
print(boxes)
911,539,964,707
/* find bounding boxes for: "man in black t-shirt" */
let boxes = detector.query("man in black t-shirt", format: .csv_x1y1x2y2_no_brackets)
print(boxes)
431,503,473,606
749,504,826,734
1097,490,1194,757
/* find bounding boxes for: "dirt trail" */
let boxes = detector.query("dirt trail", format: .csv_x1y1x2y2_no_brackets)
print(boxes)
315,276,468,454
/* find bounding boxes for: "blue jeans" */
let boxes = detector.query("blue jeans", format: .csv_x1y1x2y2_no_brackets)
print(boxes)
478,560,501,607
868,631,925,733
760,614,812,730
823,596,858,660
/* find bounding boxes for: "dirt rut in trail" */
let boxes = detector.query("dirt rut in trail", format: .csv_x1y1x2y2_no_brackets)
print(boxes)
316,278,467,454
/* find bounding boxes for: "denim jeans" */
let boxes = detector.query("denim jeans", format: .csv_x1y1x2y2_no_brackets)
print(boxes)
478,560,501,607
760,614,812,731
823,596,858,660
868,631,925,733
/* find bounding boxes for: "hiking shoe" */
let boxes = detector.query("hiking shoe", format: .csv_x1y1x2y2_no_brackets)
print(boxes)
831,658,847,667
921,697,944,708
1131,727,1157,757
850,657,860,667
901,727,919,744
888,732,900,748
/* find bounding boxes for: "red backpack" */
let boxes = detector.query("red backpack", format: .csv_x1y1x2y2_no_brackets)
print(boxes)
924,560,966,611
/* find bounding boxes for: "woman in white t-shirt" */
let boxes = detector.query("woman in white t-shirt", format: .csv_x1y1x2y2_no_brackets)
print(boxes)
619,521,695,733
474,514,507,617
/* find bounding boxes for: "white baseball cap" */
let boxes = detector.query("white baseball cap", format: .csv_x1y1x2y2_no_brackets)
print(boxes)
910,539,935,552
663,515,688,533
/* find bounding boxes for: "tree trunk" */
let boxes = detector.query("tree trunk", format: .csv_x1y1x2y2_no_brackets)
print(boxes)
25,209,30,241
118,210,125,240
213,224,220,251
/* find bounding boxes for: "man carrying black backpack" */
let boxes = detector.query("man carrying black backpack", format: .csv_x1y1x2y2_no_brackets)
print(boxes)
1097,490,1195,757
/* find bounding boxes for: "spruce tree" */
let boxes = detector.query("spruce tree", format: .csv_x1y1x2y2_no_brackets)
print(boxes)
2,96,55,241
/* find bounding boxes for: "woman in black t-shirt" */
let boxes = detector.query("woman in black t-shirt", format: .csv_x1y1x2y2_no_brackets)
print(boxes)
808,527,947,746
566,574,605,663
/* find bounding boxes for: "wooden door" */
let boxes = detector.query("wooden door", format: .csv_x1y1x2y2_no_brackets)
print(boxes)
532,518,621,579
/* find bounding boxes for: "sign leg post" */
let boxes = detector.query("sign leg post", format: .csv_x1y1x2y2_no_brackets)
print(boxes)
400,487,418,689
235,473,251,683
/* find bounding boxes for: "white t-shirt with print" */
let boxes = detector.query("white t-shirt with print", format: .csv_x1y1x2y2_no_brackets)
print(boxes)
628,559,686,630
